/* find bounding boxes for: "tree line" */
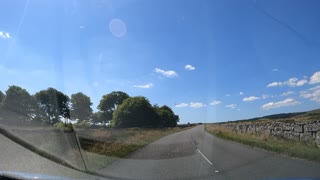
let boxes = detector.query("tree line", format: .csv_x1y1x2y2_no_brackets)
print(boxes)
0,85,179,128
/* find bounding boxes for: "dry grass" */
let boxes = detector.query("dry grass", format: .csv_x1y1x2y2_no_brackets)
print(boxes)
205,124,320,162
72,127,192,171
77,127,192,158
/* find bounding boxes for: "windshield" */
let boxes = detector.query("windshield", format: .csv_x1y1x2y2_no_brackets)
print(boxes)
1,0,320,180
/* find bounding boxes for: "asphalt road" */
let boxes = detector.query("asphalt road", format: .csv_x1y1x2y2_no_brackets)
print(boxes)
100,125,320,180
1,125,320,180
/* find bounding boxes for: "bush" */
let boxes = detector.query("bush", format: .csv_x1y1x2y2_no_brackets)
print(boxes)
74,121,92,128
112,96,160,128
154,105,179,127
53,121,73,131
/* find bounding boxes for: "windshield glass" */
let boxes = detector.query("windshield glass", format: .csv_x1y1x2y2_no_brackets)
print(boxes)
1,0,320,180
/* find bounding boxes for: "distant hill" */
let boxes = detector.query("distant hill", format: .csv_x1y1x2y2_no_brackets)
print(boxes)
222,108,320,124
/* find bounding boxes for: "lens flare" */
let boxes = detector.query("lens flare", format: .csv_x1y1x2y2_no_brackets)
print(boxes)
109,18,127,38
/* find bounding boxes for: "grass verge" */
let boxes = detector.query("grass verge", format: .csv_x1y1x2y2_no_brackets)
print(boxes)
79,126,191,157
205,124,320,162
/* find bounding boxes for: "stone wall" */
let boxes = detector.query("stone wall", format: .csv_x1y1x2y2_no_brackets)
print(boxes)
219,121,320,147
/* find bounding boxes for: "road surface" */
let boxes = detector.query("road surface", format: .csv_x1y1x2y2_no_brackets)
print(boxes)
1,125,320,179
100,125,320,180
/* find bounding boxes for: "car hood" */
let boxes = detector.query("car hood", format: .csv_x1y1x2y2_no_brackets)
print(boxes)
0,171,77,180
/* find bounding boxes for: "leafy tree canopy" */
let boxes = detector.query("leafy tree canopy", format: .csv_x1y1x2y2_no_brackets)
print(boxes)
98,91,129,121
112,96,160,128
2,85,34,118
0,85,180,128
155,105,179,127
0,91,4,104
70,92,93,122
34,88,70,124
91,111,111,125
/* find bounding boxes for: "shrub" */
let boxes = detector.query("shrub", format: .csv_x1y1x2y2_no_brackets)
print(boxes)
112,96,160,128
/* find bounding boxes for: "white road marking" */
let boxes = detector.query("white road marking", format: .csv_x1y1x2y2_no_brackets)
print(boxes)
197,148,213,166
192,138,219,172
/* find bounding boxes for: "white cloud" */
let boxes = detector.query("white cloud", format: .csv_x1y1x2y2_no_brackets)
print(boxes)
296,79,308,86
300,85,320,103
175,103,188,108
225,104,237,109
210,101,221,105
175,102,206,108
268,71,320,87
300,91,313,99
272,68,279,71
281,91,294,97
286,78,299,87
190,102,206,108
185,64,195,70
243,96,260,102
310,86,320,91
261,98,300,110
225,94,231,97
239,92,244,95
0,31,10,39
310,71,320,85
289,79,308,86
267,82,282,87
154,68,178,77
267,77,308,88
133,83,154,89
262,94,269,99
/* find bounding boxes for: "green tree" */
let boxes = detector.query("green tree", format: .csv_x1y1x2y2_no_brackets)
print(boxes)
155,105,179,127
70,92,93,122
91,112,105,125
112,96,160,128
34,88,70,124
0,91,4,104
2,85,34,118
31,96,48,123
98,91,129,122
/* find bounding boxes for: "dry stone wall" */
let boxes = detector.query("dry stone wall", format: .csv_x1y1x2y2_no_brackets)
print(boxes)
220,121,320,147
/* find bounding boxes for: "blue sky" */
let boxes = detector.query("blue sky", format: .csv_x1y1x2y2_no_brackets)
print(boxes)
1,0,320,123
